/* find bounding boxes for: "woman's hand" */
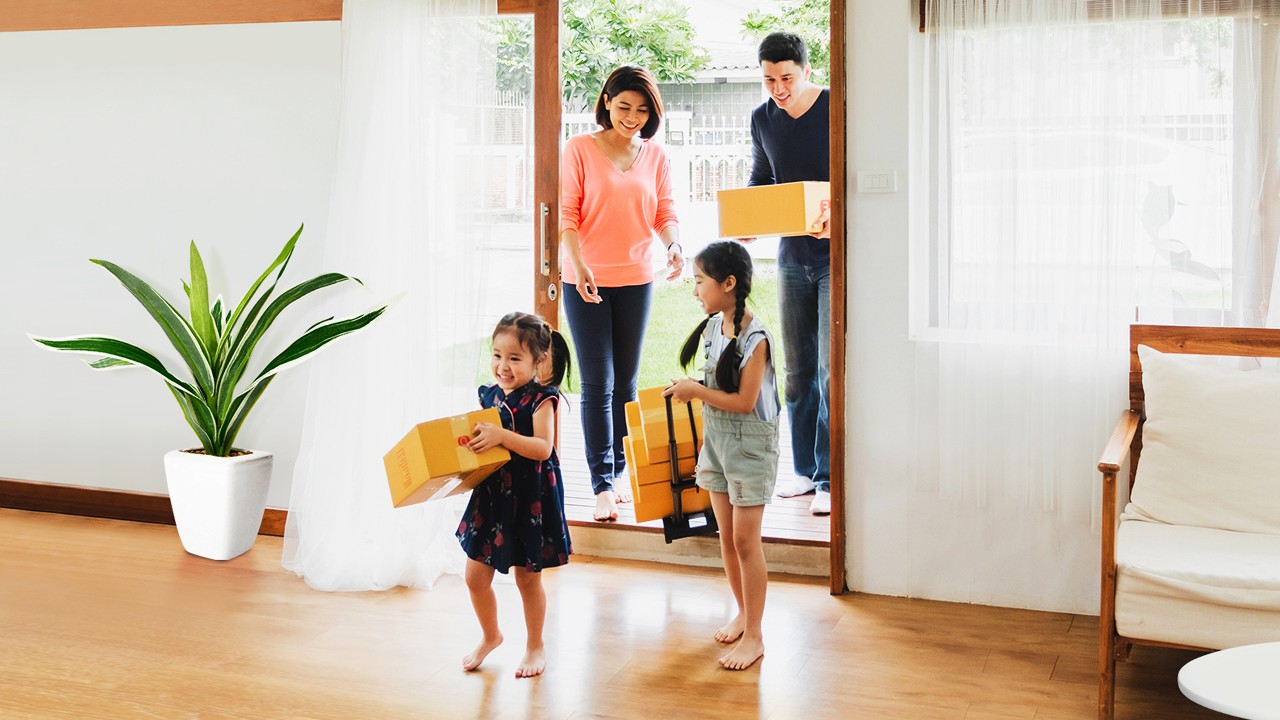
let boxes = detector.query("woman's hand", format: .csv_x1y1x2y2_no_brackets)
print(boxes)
575,263,601,304
469,422,507,453
665,244,685,280
663,378,703,403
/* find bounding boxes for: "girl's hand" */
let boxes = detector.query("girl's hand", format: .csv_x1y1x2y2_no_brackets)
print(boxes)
469,422,506,453
663,378,702,403
575,264,601,304
665,244,684,280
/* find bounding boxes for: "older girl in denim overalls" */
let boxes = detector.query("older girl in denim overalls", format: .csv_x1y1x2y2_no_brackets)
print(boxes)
665,241,780,671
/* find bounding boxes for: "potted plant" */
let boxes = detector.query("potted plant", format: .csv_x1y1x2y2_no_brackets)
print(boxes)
32,224,385,560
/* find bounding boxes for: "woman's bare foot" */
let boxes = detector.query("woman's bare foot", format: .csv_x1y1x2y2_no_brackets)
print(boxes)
462,633,503,671
593,492,618,521
515,646,546,678
718,637,764,671
614,487,632,504
714,616,745,644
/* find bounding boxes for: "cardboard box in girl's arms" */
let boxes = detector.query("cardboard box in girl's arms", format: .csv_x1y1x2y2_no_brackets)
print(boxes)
383,408,510,507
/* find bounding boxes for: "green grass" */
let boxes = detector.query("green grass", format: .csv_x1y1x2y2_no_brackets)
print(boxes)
476,260,785,395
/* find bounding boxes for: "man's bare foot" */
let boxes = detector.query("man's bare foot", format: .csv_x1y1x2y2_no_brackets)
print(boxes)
462,633,503,671
593,492,618,521
515,646,546,678
614,487,632,504
718,637,764,671
714,616,745,644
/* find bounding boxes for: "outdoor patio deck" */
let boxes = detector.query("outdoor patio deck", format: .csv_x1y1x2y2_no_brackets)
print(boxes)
557,393,830,546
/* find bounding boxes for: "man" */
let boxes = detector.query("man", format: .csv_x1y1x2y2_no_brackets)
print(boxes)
746,31,831,515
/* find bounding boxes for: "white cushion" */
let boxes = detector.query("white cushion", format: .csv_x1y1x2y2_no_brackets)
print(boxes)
1115,519,1280,649
1124,344,1280,535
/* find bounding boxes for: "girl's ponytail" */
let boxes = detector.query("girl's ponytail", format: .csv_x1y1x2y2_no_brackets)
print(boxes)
714,287,749,393
679,315,713,371
546,328,573,389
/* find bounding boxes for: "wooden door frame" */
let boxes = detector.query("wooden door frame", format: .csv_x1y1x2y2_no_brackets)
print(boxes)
2,0,848,595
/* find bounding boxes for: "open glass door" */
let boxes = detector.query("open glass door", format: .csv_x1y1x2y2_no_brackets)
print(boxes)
478,0,558,331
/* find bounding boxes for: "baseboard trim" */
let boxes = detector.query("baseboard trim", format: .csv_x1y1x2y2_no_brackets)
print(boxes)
0,478,287,536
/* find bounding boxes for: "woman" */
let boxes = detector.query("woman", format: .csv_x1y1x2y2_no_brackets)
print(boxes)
560,65,683,522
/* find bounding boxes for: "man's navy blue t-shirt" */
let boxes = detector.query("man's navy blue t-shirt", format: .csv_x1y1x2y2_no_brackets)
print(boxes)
747,87,830,268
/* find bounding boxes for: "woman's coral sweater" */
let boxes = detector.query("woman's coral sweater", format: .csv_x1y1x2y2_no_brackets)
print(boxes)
560,133,678,287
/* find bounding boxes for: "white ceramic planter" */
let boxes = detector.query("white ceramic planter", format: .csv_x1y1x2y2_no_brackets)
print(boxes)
163,449,273,561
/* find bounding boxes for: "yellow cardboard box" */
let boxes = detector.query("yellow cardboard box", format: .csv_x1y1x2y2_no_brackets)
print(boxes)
383,407,510,508
716,181,831,238
632,386,704,462
624,436,712,523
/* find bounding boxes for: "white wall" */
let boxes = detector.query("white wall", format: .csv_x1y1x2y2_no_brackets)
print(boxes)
845,4,1098,614
0,22,342,510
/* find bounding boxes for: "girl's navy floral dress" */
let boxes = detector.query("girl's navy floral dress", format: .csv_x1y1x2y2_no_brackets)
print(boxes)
457,382,572,573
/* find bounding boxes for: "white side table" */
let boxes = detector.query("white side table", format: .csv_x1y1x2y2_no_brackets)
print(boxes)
1178,642,1280,720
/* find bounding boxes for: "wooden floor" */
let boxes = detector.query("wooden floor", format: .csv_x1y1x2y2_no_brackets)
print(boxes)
1,508,1221,720
558,394,830,545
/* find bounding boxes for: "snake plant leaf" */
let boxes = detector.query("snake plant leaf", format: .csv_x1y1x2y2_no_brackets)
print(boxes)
89,259,215,395
218,377,274,456
254,306,387,384
214,272,360,419
167,385,216,452
211,296,225,338
217,223,302,360
188,241,217,358
30,334,198,395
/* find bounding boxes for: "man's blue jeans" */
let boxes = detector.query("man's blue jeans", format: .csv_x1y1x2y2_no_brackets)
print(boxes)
562,282,653,496
778,262,830,492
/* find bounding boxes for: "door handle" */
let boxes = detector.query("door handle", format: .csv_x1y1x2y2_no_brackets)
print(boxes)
539,202,551,277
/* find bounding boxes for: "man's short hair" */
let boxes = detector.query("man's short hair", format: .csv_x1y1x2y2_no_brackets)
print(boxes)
758,31,808,67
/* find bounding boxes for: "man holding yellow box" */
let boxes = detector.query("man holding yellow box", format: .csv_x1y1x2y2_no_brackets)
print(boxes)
743,31,831,515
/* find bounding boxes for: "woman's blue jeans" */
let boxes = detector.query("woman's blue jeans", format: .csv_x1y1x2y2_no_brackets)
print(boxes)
778,262,831,493
562,282,653,495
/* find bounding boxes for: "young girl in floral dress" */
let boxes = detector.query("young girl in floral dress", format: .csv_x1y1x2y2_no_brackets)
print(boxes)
456,311,572,678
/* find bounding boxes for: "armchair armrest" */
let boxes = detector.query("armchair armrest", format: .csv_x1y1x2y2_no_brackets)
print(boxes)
1098,410,1139,475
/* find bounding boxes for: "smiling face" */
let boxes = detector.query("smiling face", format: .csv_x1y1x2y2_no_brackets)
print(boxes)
604,90,651,140
692,261,737,316
761,59,811,111
491,329,539,391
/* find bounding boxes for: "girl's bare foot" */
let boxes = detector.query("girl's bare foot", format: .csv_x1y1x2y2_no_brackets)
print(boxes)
718,637,764,671
593,492,618,521
515,646,546,678
614,487,632,504
714,616,745,644
462,633,503,671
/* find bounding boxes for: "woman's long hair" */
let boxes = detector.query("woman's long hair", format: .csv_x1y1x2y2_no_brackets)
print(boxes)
678,242,754,393
493,311,572,389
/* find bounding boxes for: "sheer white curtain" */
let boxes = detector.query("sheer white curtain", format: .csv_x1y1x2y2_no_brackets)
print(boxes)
914,0,1279,520
283,0,499,591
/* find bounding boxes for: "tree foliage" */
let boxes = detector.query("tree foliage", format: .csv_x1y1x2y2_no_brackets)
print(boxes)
739,0,831,83
493,0,709,112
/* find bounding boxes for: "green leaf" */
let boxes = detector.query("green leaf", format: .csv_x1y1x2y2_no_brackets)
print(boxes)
211,296,225,339
89,259,215,395
188,241,217,358
214,272,362,420
253,306,387,383
167,385,217,454
31,334,197,395
218,377,274,456
89,357,133,369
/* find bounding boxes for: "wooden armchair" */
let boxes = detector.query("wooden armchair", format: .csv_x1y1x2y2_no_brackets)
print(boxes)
1098,324,1280,719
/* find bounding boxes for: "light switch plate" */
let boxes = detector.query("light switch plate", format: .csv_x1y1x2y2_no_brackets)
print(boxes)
857,170,897,193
